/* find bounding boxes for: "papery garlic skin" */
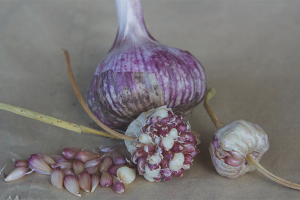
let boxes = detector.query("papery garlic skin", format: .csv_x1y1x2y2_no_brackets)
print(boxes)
209,120,269,178
86,0,206,130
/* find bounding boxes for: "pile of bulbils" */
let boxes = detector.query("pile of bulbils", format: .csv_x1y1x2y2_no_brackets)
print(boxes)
1,147,136,197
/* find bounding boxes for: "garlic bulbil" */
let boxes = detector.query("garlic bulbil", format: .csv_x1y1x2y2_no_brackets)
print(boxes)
125,106,200,182
86,0,207,130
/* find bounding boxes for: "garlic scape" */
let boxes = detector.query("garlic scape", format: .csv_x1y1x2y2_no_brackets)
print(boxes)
204,88,300,190
86,0,207,130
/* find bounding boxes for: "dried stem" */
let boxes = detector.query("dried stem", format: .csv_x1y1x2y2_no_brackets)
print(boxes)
0,102,122,140
62,49,135,142
246,154,300,190
203,88,224,129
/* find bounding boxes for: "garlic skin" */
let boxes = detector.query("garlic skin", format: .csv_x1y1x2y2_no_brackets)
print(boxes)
125,106,200,182
86,0,207,130
209,120,269,178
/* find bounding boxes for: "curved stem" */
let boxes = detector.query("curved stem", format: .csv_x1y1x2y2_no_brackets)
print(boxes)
204,88,224,129
62,50,135,142
246,154,300,190
0,102,122,140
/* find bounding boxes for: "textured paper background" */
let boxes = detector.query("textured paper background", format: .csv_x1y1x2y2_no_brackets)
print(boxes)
0,0,300,199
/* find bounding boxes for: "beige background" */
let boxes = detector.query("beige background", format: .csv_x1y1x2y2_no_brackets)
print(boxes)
0,0,300,199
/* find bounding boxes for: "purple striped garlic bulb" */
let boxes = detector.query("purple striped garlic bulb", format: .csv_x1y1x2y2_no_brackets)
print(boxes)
125,106,200,182
86,0,207,130
209,120,269,178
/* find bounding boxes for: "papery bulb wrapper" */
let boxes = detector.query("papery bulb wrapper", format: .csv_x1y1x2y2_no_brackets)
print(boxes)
209,120,269,178
86,0,206,130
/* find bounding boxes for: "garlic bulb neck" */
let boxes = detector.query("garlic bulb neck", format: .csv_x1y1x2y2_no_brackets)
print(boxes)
113,0,154,48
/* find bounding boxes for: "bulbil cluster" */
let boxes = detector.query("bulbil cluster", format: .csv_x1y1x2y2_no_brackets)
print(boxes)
125,106,200,182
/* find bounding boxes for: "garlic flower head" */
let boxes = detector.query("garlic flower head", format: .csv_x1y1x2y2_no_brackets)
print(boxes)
209,120,269,178
125,106,200,182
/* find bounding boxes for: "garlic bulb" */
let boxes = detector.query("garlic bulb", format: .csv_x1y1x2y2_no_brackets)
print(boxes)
209,120,269,178
125,106,200,182
204,88,300,190
86,0,207,130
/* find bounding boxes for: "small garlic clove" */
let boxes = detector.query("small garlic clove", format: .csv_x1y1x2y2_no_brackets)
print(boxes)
143,143,155,153
161,159,169,169
182,164,191,170
73,160,84,176
173,168,184,177
169,128,178,139
4,167,28,182
138,134,152,144
132,148,146,164
75,151,99,163
91,174,100,193
137,157,146,175
100,170,113,187
148,154,161,165
37,153,56,165
62,147,82,160
78,171,91,193
14,160,28,168
154,137,161,145
183,154,194,164
85,165,99,175
161,168,172,177
231,150,245,160
99,156,113,172
116,166,136,185
100,143,123,153
64,175,81,197
50,168,64,189
190,148,200,158
163,150,174,161
225,157,244,167
108,165,124,176
28,154,52,175
62,168,75,176
112,154,126,166
169,153,184,172
50,155,67,163
143,174,155,182
153,173,162,182
177,123,187,133
160,136,174,150
181,142,195,154
51,162,72,170
145,163,160,178
112,176,125,194
164,175,173,181
84,157,103,168
173,142,183,153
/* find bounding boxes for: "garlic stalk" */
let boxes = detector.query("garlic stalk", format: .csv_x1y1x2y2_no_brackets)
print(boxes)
204,88,300,190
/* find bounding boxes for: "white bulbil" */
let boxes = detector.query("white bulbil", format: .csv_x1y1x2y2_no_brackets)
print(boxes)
117,166,136,185
148,155,161,165
169,153,184,171
139,134,152,144
169,128,178,139
161,136,174,150
145,164,161,178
